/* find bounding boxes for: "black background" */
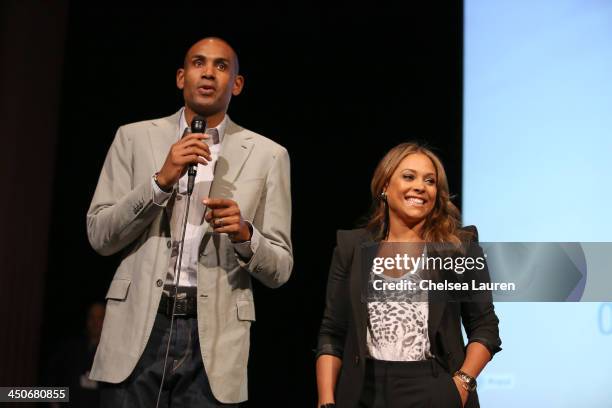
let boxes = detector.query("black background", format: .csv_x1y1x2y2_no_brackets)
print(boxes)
35,2,463,406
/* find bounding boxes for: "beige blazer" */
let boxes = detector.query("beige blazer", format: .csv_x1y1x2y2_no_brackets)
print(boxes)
86,110,293,403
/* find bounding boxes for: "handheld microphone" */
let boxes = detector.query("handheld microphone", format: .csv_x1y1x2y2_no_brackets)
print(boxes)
188,115,206,195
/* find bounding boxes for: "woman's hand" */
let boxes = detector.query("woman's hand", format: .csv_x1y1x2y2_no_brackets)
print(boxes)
452,376,469,407
316,355,341,407
452,342,492,407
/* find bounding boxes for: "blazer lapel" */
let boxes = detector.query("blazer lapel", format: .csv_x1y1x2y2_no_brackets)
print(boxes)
148,110,181,231
208,118,254,199
351,235,376,358
201,118,254,249
428,301,446,345
427,243,447,344
148,109,182,171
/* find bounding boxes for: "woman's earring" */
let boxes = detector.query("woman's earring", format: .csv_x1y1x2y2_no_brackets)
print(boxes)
380,191,387,202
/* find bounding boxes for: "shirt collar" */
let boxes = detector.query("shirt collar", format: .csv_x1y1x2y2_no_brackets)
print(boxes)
178,107,228,143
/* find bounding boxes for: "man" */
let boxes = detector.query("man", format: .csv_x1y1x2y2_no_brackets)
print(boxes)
87,37,293,407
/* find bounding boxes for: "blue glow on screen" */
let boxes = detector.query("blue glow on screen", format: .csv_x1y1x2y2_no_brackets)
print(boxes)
463,1,612,406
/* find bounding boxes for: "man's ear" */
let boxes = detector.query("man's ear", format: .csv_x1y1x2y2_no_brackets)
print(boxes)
176,68,185,90
232,74,244,96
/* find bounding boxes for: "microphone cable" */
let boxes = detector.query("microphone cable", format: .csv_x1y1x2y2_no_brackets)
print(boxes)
155,116,206,408
155,182,193,408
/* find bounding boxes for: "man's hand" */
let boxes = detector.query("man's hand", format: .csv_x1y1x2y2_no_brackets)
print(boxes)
156,133,211,190
452,376,469,407
203,198,251,242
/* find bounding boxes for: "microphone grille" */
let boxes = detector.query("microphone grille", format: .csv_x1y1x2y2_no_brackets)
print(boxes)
191,116,206,133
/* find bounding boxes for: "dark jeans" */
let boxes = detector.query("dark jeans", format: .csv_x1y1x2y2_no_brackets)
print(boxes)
358,358,478,408
100,312,238,408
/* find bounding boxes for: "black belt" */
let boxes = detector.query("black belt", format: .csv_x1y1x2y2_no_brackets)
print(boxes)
158,286,197,317
366,358,442,378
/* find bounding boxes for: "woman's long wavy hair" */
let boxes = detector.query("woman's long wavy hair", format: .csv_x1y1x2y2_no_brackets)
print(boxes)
366,143,463,243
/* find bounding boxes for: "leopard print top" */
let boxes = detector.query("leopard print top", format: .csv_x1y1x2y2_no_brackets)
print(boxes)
366,270,432,361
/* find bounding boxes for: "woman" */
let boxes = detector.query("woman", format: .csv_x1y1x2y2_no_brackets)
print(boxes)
316,143,501,408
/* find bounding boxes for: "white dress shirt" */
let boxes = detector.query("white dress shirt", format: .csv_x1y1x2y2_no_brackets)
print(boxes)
151,108,257,287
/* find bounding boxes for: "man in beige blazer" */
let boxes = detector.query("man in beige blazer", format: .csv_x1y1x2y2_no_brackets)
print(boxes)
86,37,292,407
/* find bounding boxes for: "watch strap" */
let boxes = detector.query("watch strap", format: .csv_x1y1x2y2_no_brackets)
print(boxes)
453,370,477,392
153,172,173,193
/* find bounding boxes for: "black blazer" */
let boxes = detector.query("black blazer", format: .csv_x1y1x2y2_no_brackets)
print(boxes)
317,227,502,408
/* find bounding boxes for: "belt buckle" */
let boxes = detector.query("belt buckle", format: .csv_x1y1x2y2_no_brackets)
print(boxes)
167,293,187,316
172,295,188,316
